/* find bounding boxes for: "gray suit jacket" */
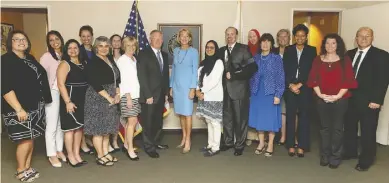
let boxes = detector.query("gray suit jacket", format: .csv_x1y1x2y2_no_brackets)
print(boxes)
220,43,254,100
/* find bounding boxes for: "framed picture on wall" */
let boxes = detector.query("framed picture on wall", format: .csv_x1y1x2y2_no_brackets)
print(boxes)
1,23,14,55
157,23,203,66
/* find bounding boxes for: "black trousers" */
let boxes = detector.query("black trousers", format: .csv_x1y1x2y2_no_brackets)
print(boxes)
140,93,165,153
222,94,249,150
317,98,348,166
344,98,380,167
285,87,312,150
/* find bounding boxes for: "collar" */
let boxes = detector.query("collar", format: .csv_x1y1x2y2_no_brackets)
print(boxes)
151,47,161,55
357,45,372,54
227,42,237,49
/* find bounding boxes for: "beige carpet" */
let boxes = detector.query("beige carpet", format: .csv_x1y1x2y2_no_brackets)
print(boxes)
2,131,389,183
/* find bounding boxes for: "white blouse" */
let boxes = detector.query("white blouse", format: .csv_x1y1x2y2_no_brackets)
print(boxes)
116,54,140,99
197,59,224,101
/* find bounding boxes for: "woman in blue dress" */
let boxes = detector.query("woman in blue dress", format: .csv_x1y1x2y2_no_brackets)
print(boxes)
248,33,285,157
170,28,199,153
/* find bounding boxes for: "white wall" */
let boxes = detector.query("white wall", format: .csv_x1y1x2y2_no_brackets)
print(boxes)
341,2,389,51
2,0,386,129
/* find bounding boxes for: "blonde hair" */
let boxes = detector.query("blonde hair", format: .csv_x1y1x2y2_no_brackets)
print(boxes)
122,36,139,53
177,28,193,46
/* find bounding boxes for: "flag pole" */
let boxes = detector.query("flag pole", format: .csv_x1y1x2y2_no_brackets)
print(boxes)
135,0,139,41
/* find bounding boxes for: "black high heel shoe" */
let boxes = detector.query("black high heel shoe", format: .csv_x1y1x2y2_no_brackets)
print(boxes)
67,161,83,168
126,152,139,161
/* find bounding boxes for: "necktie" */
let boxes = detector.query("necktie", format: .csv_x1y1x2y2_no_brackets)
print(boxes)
157,50,163,72
228,46,232,53
353,51,363,77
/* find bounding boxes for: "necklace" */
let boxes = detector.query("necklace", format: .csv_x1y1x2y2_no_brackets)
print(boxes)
260,53,270,61
177,48,188,64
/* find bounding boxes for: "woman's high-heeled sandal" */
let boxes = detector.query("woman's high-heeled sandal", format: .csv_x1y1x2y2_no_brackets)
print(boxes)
15,169,35,182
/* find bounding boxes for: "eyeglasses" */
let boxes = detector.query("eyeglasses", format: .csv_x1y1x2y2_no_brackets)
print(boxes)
12,38,27,42
206,46,215,49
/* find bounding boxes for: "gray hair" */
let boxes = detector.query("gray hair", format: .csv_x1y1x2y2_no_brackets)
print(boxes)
356,26,374,37
93,36,110,53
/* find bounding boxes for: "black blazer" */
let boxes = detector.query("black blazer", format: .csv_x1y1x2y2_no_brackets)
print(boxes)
347,46,389,108
220,43,254,100
1,52,52,113
283,44,317,87
80,44,95,63
85,55,120,93
137,47,169,104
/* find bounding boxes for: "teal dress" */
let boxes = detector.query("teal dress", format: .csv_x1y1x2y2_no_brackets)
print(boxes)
170,47,199,116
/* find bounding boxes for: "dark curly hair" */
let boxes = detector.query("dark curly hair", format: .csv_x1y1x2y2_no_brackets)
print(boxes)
62,39,86,66
320,33,346,65
292,24,309,36
320,33,347,80
46,30,64,61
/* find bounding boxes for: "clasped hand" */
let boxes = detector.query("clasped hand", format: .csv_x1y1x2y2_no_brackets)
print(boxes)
319,94,341,103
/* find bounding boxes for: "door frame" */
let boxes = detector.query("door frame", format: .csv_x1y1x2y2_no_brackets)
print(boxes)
290,8,344,44
1,3,51,31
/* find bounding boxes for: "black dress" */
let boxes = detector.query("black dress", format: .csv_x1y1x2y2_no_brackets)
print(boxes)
60,60,88,131
1,52,52,142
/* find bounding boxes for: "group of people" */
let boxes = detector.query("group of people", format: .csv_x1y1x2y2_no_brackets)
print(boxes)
1,22,388,182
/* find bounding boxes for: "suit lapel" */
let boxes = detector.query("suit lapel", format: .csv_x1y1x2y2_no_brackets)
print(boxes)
357,46,374,76
298,45,308,66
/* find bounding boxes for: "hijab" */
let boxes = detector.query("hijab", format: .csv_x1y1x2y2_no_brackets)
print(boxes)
248,29,261,56
199,40,220,88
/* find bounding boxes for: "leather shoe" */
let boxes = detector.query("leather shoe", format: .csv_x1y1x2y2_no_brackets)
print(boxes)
234,149,243,156
220,145,233,152
146,151,160,158
355,164,369,172
320,161,329,166
156,144,169,150
329,164,339,169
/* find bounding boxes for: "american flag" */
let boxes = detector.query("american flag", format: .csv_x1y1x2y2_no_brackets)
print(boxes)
123,0,149,50
118,1,171,143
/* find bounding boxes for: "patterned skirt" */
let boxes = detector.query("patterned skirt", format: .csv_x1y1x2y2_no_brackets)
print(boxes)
2,100,46,142
84,84,120,135
196,100,223,123
120,96,141,118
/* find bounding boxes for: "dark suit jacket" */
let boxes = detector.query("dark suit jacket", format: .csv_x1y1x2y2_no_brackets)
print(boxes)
283,44,317,87
137,47,169,104
220,43,255,100
80,44,95,63
347,46,389,108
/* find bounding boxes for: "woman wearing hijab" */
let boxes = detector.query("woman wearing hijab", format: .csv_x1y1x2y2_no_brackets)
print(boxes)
196,40,224,157
246,29,261,146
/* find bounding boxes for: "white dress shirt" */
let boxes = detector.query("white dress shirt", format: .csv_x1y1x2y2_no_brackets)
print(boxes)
352,45,371,77
151,47,164,68
196,59,224,101
224,42,237,62
116,54,140,99
296,47,304,78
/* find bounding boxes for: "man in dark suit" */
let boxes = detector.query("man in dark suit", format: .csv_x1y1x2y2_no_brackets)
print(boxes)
137,30,170,158
344,27,389,171
219,27,255,156
283,24,317,157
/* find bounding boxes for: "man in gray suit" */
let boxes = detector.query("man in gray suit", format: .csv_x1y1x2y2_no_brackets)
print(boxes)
220,27,256,156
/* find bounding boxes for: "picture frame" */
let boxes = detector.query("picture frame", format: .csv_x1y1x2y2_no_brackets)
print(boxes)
1,23,14,55
157,23,203,66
